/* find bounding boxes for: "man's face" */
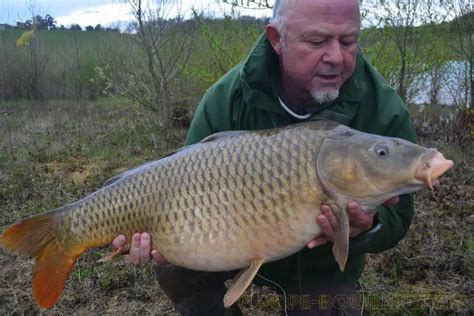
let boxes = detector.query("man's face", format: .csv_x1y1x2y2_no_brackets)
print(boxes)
273,0,360,105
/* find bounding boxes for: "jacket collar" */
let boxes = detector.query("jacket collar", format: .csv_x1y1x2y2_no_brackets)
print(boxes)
239,33,364,119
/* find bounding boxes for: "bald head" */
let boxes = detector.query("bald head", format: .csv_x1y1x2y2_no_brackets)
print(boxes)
272,0,361,35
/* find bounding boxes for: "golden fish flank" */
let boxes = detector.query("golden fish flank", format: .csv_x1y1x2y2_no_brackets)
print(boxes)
0,120,453,309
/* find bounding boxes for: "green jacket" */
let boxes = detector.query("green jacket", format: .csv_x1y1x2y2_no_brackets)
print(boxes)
185,34,416,289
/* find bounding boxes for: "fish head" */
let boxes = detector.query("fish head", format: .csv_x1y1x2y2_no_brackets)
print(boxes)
316,126,454,212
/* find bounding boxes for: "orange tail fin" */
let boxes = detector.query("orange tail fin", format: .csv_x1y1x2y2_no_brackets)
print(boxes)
0,210,84,309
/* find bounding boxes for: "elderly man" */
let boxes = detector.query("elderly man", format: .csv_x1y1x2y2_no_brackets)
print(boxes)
113,0,416,314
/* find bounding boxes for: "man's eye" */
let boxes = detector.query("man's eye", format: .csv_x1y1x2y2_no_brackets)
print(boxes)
340,38,358,48
341,41,356,47
309,40,325,46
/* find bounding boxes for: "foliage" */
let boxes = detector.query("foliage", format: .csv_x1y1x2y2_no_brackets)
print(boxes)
222,0,272,8
188,12,264,86
15,29,35,46
103,0,197,128
0,30,116,100
13,14,57,30
362,0,450,103
448,0,473,108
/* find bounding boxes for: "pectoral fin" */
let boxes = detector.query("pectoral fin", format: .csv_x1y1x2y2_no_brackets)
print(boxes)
332,207,349,271
223,258,264,308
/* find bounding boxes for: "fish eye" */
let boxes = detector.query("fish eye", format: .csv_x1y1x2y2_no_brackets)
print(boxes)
374,145,389,157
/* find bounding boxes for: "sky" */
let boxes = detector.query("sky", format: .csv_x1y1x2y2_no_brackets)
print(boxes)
0,0,274,28
0,0,468,30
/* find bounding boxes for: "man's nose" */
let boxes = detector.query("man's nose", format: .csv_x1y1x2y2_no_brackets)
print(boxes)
321,40,344,65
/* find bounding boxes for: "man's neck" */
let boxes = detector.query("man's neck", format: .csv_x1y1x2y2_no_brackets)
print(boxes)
279,80,313,107
279,86,326,115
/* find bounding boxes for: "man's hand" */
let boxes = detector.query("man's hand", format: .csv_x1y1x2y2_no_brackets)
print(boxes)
306,197,400,249
112,233,167,265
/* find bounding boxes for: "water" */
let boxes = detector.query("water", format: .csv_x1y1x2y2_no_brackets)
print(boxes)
412,60,471,107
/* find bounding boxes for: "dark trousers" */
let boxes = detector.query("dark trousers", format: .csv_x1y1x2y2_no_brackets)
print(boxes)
156,264,361,316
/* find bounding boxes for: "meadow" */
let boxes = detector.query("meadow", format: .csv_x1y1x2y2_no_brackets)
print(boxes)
0,13,473,315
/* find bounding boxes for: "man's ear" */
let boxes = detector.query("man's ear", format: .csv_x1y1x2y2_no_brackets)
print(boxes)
265,24,282,55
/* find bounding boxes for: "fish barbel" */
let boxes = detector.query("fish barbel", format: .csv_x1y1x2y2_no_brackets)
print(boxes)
0,120,453,308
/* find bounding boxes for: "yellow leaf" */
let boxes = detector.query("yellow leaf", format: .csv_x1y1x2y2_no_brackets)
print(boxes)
16,29,35,47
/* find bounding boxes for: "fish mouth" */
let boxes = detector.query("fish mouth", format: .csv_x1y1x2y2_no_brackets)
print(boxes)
414,151,454,190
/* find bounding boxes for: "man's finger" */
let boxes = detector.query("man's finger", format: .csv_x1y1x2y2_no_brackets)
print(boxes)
112,234,126,249
347,202,367,223
317,213,336,240
129,233,141,264
384,196,400,206
348,202,374,221
151,250,167,265
139,233,151,263
307,237,329,249
347,201,376,238
321,205,338,231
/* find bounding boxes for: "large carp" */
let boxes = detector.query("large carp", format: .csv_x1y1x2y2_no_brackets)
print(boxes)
0,120,453,309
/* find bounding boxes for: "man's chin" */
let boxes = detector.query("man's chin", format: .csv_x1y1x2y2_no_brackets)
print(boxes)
311,89,339,104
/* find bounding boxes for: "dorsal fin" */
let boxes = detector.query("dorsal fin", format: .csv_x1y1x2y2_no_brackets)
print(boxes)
199,130,248,143
102,173,125,186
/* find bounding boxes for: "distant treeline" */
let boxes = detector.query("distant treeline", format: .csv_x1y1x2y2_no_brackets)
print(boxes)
0,15,120,33
0,13,471,112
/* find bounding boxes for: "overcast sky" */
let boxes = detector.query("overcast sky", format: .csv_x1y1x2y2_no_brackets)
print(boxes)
0,0,274,28
1,0,466,30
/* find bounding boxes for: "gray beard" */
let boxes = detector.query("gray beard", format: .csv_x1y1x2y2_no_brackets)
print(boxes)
311,90,339,104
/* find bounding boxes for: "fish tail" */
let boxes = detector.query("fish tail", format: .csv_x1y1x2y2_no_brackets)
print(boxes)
0,209,85,308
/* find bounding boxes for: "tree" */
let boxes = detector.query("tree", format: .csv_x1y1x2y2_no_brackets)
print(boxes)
448,1,473,108
32,15,46,29
85,25,94,31
363,0,449,104
94,24,104,31
16,20,32,30
111,0,195,127
14,28,50,99
69,24,82,31
105,27,120,32
221,0,272,8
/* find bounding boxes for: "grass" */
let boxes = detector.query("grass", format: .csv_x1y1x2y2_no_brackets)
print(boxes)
0,99,472,314
0,97,188,314
0,21,263,101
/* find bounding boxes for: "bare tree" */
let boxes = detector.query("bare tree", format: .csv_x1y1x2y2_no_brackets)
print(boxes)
448,0,473,108
15,28,49,100
221,0,272,8
365,0,448,103
124,0,195,127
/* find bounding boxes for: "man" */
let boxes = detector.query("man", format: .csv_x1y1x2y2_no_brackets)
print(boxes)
113,0,416,314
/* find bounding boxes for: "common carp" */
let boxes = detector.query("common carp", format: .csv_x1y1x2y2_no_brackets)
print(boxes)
0,120,453,309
